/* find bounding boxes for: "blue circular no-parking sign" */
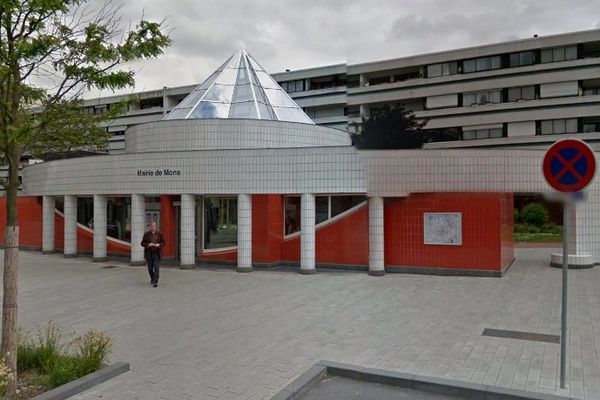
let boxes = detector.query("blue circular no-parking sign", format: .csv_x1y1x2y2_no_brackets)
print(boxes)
543,139,596,193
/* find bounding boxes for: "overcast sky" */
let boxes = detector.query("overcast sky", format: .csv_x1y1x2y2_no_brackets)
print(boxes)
89,0,600,98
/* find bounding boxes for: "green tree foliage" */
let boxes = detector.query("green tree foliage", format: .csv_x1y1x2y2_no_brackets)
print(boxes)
521,203,550,227
350,104,427,149
0,0,171,393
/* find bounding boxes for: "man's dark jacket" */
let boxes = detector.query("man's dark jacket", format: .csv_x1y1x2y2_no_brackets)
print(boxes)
141,231,166,260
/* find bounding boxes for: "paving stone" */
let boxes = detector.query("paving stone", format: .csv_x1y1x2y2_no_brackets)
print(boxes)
5,249,600,399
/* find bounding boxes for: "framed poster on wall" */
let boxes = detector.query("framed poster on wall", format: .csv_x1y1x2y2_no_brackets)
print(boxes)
423,212,462,245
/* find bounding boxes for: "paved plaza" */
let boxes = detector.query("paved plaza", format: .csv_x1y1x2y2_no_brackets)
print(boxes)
8,249,600,400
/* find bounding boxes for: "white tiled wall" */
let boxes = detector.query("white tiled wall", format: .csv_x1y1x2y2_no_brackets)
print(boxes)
93,194,107,260
237,194,252,271
42,195,55,252
300,193,316,272
23,146,366,196
130,194,145,264
63,195,77,256
125,119,351,153
368,197,385,274
180,194,195,267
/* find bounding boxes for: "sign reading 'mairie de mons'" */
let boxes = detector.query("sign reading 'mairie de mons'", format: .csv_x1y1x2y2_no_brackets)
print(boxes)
137,169,181,177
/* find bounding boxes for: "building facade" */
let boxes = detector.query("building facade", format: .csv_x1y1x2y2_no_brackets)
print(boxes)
8,50,600,276
82,29,600,154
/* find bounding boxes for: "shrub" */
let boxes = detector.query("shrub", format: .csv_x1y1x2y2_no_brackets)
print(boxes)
17,321,63,374
513,208,519,223
39,357,78,388
71,330,112,376
17,323,113,390
521,203,549,227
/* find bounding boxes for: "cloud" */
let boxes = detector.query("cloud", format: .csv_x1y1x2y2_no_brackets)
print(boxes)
85,0,600,98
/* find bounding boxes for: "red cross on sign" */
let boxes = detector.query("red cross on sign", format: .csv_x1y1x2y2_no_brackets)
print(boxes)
543,139,596,193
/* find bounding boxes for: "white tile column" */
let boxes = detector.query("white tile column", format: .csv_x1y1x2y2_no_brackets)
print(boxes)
551,198,595,268
300,193,316,274
180,194,196,269
237,194,252,272
63,195,77,258
130,194,145,266
93,194,107,262
368,197,385,276
42,195,56,254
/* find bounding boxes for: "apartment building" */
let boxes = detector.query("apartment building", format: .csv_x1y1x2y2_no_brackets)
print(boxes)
83,29,600,153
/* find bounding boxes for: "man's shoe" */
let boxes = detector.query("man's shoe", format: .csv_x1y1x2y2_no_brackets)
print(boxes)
153,282,158,288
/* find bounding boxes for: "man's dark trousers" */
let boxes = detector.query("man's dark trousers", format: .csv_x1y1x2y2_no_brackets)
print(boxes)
147,252,160,284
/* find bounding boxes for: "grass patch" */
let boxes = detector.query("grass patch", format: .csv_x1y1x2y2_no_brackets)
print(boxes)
514,223,563,243
513,232,563,243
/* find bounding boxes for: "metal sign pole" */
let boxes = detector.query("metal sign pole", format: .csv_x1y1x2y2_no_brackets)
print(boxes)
560,198,569,389
543,139,596,390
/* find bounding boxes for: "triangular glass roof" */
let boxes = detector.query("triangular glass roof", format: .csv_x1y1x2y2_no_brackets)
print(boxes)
164,50,314,124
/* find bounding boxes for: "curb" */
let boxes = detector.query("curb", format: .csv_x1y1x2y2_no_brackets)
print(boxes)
270,361,578,400
32,361,130,400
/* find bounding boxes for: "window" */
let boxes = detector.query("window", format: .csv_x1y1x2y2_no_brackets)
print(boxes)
463,127,503,140
284,197,301,235
204,196,237,249
76,197,131,242
140,98,163,109
83,105,108,115
346,76,360,88
509,51,536,67
581,118,600,133
315,196,329,224
280,79,304,93
541,45,578,63
284,195,366,236
393,71,420,82
463,56,502,73
507,86,536,102
462,90,503,106
583,87,600,96
369,76,391,86
420,127,462,143
346,106,360,118
583,121,600,132
309,76,345,90
427,62,457,77
539,118,578,135
331,196,366,217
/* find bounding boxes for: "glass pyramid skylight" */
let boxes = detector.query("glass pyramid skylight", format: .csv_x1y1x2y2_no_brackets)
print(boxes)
164,50,314,124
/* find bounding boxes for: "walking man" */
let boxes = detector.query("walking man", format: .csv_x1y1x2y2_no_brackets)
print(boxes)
141,222,165,287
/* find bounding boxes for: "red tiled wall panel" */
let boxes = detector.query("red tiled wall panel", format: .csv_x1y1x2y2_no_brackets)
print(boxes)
160,195,177,258
281,204,369,266
252,195,283,263
384,193,513,271
0,196,43,248
53,213,130,255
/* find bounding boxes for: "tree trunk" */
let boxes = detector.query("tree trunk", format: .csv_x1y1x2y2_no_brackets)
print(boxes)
1,159,20,394
2,226,18,393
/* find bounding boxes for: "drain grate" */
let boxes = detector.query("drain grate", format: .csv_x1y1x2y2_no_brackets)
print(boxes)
102,265,117,269
482,328,560,344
